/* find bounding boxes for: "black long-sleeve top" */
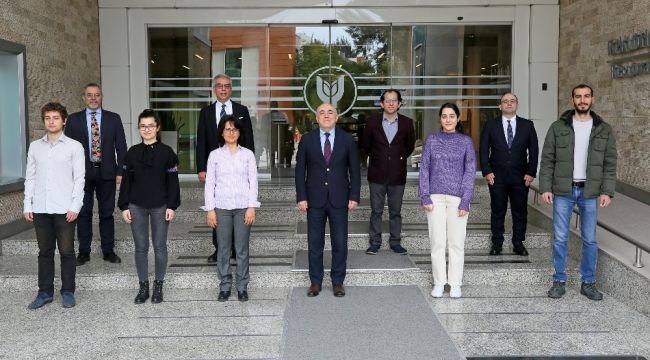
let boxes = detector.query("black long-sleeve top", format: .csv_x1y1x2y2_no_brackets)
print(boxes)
118,142,181,211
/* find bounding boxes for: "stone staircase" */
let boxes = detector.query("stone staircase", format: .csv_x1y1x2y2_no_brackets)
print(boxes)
0,179,572,292
3,179,650,360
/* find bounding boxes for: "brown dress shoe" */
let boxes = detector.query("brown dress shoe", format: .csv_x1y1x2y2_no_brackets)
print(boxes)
307,283,322,297
333,284,345,297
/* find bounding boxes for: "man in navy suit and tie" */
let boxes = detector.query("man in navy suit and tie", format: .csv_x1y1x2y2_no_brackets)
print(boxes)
295,103,361,298
65,83,128,265
479,92,539,256
196,74,255,263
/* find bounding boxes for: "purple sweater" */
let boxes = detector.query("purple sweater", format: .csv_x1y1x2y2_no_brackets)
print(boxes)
419,131,476,211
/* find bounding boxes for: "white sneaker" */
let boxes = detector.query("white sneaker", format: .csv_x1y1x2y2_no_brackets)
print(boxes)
449,286,462,298
430,285,444,298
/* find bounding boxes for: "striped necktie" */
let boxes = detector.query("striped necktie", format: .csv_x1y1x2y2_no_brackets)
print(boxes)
220,104,226,120
324,132,331,164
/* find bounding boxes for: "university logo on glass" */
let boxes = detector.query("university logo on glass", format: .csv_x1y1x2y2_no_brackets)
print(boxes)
303,66,358,115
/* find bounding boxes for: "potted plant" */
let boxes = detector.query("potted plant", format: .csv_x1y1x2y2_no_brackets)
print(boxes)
159,111,184,154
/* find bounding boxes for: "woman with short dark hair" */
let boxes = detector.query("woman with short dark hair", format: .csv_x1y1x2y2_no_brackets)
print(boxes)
118,109,180,304
203,115,260,302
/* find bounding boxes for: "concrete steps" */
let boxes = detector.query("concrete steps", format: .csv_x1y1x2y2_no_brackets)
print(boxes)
0,180,561,292
0,248,572,292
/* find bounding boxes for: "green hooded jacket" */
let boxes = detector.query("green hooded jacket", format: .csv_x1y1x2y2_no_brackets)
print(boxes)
539,109,617,198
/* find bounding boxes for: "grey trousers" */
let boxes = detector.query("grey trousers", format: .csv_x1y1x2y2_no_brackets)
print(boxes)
215,208,251,292
368,182,405,246
129,204,169,282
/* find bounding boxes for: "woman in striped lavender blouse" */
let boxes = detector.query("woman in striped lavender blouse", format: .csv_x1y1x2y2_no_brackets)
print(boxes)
203,115,260,302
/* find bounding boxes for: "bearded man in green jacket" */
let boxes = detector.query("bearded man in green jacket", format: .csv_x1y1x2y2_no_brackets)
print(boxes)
539,84,617,301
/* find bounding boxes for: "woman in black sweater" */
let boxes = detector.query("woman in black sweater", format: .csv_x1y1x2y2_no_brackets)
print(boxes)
118,109,180,304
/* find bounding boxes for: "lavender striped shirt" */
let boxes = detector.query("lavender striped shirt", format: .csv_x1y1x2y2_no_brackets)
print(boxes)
418,131,476,211
202,145,260,211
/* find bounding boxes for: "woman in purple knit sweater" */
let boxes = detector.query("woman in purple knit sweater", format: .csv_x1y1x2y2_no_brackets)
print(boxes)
419,103,476,298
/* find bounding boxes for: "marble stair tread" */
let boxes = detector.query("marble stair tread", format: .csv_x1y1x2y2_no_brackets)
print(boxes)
1,221,552,255
430,285,650,358
0,288,288,360
292,249,419,271
0,249,577,291
2,285,647,360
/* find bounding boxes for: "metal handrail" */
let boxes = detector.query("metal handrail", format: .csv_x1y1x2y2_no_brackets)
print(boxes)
529,183,647,268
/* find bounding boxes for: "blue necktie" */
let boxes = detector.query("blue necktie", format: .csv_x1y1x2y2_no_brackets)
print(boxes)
324,133,331,164
507,120,513,148
220,104,226,120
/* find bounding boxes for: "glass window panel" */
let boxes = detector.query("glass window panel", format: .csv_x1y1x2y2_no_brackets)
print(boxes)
0,40,27,187
147,24,511,175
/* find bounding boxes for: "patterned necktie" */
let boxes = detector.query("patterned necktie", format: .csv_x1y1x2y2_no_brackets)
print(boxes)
90,112,102,162
324,132,332,164
219,104,226,121
507,120,513,148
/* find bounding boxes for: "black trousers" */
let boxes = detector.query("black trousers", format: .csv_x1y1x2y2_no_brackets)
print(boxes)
33,214,77,295
488,181,529,246
77,167,116,254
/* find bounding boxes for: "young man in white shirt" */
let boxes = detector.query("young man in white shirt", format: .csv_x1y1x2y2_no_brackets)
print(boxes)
24,102,86,309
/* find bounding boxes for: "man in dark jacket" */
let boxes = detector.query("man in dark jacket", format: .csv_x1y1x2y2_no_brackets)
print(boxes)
65,83,127,265
539,84,617,301
295,103,360,297
361,89,416,255
479,92,538,256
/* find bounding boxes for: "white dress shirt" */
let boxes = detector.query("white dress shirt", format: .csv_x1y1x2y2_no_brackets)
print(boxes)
24,133,86,214
502,115,517,142
215,100,233,126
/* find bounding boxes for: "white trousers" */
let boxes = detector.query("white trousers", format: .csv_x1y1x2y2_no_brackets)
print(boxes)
426,194,468,287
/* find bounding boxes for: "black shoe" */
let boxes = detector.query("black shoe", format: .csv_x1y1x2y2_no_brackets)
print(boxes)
580,282,603,301
489,245,502,256
76,253,90,266
366,244,380,255
151,280,164,304
513,244,529,256
237,291,249,302
390,244,408,255
103,252,122,263
548,281,566,299
134,281,150,304
217,290,231,302
207,250,218,263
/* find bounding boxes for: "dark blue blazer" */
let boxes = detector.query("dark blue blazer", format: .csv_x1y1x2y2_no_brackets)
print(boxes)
195,101,255,173
64,109,128,180
295,128,361,209
479,115,539,184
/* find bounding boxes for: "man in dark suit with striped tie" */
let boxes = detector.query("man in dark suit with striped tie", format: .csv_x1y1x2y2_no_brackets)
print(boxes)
65,83,128,265
295,103,361,298
196,74,255,263
479,92,539,256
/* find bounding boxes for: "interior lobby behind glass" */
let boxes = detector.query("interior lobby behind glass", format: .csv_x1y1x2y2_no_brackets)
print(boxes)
148,24,511,176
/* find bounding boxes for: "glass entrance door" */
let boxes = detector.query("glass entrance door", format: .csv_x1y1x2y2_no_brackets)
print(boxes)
148,23,512,176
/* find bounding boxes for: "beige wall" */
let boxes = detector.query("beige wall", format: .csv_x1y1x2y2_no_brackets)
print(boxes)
558,0,650,192
0,0,100,226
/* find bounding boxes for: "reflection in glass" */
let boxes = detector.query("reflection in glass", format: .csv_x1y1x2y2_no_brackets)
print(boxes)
148,24,511,175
